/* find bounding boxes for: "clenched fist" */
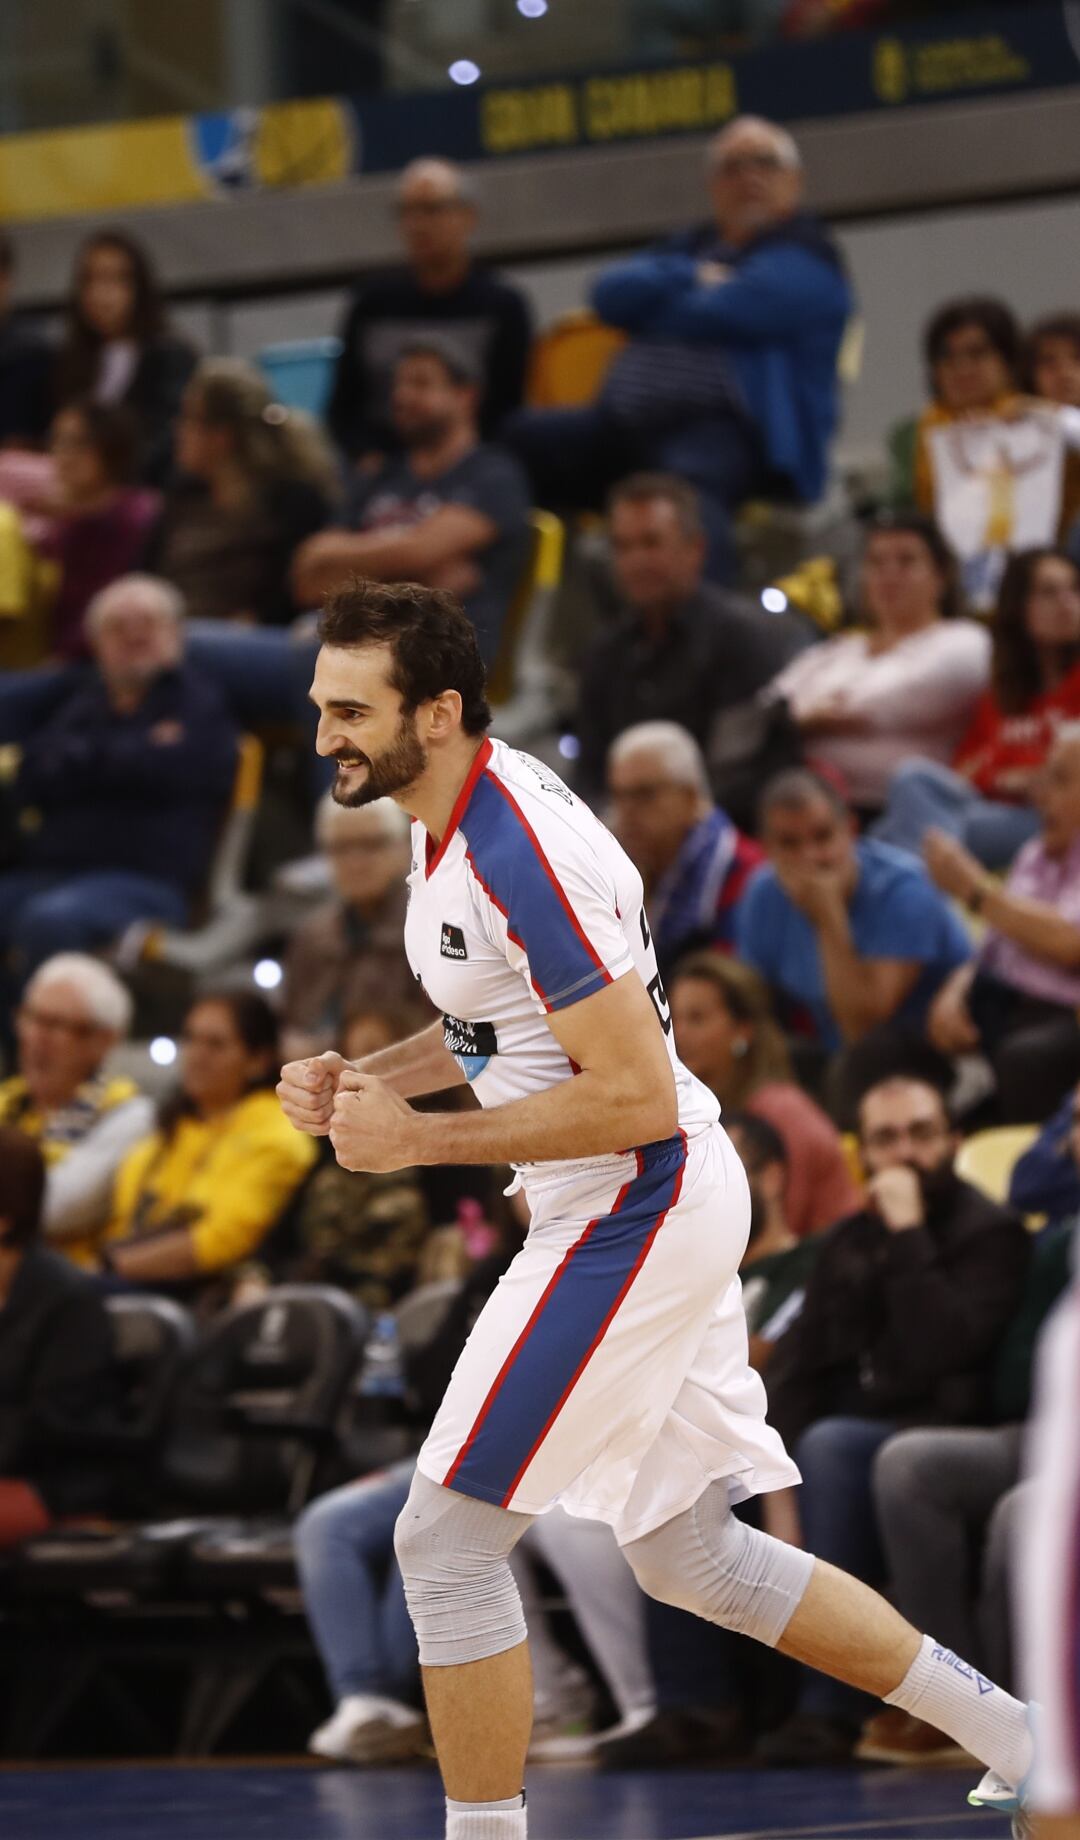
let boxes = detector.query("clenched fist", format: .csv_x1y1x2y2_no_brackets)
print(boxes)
277,1051,351,1137
329,1070,423,1173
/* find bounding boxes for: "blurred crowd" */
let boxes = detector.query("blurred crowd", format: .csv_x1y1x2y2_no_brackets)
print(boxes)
1,112,1079,1770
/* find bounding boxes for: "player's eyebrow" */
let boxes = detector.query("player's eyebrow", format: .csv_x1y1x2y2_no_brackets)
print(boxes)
308,694,374,714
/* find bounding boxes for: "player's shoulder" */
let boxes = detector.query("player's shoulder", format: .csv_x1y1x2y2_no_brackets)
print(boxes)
468,740,616,876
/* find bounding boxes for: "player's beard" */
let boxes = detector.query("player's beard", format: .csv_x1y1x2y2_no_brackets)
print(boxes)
331,712,428,807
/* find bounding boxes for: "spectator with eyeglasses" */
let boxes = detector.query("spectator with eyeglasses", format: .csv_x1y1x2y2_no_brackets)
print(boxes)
0,953,153,1268
604,721,763,976
326,157,533,470
280,794,424,1063
758,1073,1029,1768
508,115,852,580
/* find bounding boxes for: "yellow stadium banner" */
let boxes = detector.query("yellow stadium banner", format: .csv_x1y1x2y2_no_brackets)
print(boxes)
0,97,355,223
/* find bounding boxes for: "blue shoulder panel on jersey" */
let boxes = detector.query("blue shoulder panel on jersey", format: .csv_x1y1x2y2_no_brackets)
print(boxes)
460,768,612,1012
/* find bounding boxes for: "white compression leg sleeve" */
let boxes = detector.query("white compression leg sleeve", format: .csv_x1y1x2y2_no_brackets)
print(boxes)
394,1470,534,1668
623,1481,815,1647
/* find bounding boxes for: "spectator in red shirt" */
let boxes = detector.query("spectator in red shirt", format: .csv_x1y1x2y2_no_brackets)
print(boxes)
42,399,160,659
606,720,762,975
875,547,1080,867
670,951,861,1239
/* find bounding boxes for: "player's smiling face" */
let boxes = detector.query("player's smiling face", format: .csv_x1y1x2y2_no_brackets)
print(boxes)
311,642,428,808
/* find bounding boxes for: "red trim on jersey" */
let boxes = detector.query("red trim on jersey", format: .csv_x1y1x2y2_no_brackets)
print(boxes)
425,737,493,879
481,770,612,986
443,1164,640,1492
498,1139,687,1507
464,844,551,1010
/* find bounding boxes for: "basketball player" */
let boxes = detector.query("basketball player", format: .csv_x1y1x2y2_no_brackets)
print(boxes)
1015,1211,1080,1840
279,580,1033,1840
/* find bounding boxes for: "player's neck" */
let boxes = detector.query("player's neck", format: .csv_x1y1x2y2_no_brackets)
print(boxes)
405,733,489,847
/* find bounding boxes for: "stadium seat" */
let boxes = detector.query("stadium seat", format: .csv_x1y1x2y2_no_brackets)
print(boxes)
487,509,567,746
18,1285,368,1599
178,1288,465,1633
394,1276,465,1354
526,309,626,409
257,337,343,418
955,1126,1040,1216
102,1294,198,1467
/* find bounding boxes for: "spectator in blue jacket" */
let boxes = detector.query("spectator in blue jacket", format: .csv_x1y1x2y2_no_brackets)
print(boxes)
0,573,237,990
507,115,852,580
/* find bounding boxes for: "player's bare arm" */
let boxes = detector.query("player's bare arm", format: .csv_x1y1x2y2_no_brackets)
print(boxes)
328,974,677,1173
277,1021,465,1136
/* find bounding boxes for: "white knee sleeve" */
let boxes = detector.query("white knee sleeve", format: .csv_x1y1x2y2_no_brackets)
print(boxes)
394,1470,533,1668
623,1482,814,1649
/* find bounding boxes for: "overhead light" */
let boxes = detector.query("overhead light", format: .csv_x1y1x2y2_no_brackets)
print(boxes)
448,59,481,85
254,958,284,991
149,1036,177,1067
558,733,581,760
517,0,549,16
761,587,789,614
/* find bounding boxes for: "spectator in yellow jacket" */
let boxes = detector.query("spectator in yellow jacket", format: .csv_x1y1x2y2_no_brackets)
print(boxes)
104,991,316,1289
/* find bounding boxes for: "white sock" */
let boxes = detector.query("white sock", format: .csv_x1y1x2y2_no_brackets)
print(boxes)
885,1634,1032,1787
446,1791,526,1839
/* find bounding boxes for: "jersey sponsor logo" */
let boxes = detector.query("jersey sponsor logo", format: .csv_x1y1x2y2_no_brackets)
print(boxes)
440,922,469,960
443,1013,497,1082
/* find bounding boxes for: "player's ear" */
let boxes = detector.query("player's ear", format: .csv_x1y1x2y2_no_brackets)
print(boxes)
426,689,464,740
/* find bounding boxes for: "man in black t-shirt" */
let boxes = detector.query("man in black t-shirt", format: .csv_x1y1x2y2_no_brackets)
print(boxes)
576,473,811,798
293,338,530,665
326,158,533,465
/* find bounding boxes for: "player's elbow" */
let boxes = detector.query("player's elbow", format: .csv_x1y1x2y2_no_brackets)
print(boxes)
623,1064,678,1145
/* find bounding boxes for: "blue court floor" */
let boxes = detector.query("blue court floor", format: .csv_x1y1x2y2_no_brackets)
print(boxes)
0,1763,1011,1840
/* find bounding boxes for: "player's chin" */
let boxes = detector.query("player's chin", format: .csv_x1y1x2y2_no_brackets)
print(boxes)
331,763,374,808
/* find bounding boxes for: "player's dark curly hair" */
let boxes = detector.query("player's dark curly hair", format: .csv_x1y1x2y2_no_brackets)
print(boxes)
318,579,492,737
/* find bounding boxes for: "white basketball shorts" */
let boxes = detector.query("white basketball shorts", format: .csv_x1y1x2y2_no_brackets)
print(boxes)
416,1123,799,1545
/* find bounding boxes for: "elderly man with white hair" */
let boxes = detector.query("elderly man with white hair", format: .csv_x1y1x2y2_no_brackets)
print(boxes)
607,720,762,976
0,951,153,1266
509,114,852,578
326,156,533,467
280,794,424,1062
0,573,238,989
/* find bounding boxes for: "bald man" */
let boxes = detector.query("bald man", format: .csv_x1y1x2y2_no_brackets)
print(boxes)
508,115,852,580
607,721,763,975
327,158,534,466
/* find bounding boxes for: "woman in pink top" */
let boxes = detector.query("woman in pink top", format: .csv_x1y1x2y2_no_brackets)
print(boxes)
670,951,861,1238
926,724,1080,1122
769,513,990,811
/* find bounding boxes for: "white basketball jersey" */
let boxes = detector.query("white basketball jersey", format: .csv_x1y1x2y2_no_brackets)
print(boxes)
404,737,719,1190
